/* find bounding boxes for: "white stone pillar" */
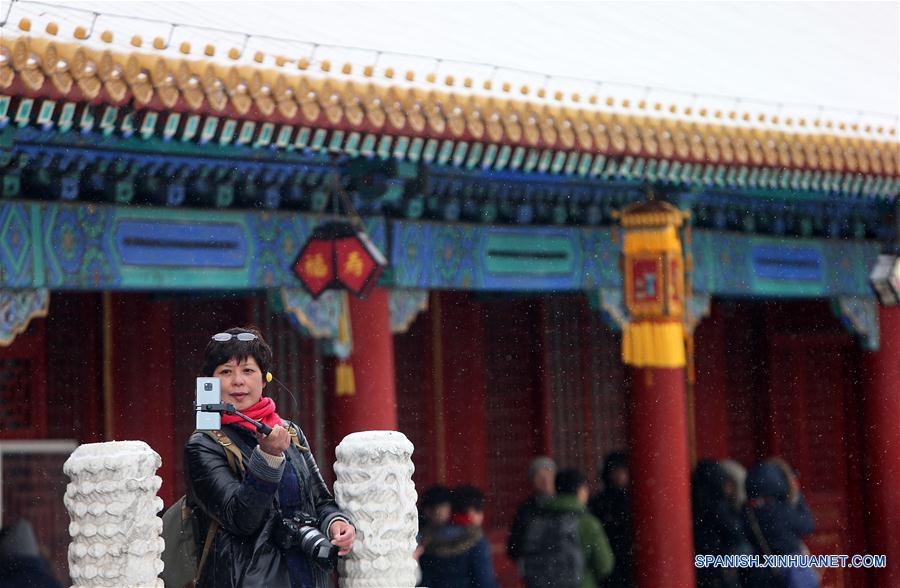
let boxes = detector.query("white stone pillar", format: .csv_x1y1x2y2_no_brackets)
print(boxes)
333,431,418,588
64,441,165,588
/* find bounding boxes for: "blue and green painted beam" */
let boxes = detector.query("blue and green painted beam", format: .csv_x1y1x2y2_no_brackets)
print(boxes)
0,200,880,298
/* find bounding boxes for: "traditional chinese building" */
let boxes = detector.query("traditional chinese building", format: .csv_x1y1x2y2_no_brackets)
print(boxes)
0,5,898,588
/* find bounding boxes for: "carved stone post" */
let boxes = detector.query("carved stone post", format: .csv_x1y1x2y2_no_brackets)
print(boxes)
64,441,165,588
333,431,418,587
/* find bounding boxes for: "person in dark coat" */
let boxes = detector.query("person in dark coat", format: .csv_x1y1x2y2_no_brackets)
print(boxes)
691,460,752,588
0,520,64,588
185,327,356,588
520,468,615,588
719,459,748,512
743,459,818,588
419,484,453,542
419,485,499,588
587,451,633,588
416,484,453,562
507,456,557,565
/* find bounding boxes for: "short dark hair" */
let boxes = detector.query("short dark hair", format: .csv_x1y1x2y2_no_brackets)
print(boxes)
421,485,452,509
200,326,273,379
601,450,628,486
555,468,587,495
450,485,484,514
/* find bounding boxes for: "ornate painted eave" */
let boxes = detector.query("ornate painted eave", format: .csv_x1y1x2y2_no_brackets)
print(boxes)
0,199,880,298
1,27,898,180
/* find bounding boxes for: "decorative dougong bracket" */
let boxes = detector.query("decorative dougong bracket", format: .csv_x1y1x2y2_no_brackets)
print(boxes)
0,288,49,346
835,296,880,351
280,288,429,339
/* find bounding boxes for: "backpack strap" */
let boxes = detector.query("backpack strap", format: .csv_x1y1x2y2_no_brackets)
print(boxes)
204,429,246,475
195,519,218,586
193,429,244,585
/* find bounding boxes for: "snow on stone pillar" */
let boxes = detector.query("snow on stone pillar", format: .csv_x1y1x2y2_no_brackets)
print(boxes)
64,441,165,588
333,431,418,587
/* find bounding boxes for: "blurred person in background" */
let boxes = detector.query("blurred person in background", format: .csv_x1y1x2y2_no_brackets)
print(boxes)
743,458,818,588
418,485,498,588
418,484,453,539
0,519,64,588
507,456,558,566
416,484,453,560
719,459,748,511
588,451,633,588
520,468,614,588
692,460,752,588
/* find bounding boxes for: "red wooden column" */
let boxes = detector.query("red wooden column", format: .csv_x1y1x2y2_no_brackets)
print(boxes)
863,306,900,587
619,200,695,588
628,365,695,588
332,287,398,442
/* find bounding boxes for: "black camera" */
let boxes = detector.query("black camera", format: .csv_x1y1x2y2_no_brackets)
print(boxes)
272,513,339,569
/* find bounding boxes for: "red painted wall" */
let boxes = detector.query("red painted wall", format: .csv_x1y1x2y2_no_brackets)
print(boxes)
692,303,730,460
440,292,490,490
108,294,178,505
394,300,437,491
45,294,103,443
0,315,47,439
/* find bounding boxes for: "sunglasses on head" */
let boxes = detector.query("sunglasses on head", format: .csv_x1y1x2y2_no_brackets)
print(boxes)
211,332,258,342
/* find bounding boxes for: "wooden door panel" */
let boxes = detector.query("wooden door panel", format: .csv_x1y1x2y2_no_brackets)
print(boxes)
768,334,857,588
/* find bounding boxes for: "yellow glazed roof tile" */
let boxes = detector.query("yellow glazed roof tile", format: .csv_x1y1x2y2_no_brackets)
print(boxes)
1,31,897,177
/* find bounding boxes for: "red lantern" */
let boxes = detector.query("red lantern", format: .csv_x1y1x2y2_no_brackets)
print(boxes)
292,221,387,299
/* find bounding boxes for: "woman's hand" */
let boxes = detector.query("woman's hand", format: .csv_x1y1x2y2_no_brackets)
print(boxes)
256,424,290,457
328,520,356,556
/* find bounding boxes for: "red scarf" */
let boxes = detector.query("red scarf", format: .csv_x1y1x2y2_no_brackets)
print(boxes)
450,513,477,527
221,397,282,433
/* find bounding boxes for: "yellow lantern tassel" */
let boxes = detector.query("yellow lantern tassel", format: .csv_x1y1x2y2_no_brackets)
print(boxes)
336,361,356,396
622,321,686,368
335,292,355,396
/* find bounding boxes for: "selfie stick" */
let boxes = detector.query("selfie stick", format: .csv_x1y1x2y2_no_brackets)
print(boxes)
197,403,274,435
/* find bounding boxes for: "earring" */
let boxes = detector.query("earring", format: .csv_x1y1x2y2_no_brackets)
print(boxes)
266,372,273,383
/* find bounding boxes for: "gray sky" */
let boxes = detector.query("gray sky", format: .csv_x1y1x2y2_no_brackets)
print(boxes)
6,1,899,130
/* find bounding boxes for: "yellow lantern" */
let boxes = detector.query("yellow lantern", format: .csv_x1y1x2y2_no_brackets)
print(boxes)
616,199,689,368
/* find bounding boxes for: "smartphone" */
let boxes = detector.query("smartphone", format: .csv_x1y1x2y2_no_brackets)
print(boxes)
195,377,222,431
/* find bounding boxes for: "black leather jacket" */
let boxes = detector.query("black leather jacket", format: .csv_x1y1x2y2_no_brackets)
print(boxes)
185,421,349,588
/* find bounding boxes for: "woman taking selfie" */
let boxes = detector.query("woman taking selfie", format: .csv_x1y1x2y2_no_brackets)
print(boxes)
185,327,355,588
